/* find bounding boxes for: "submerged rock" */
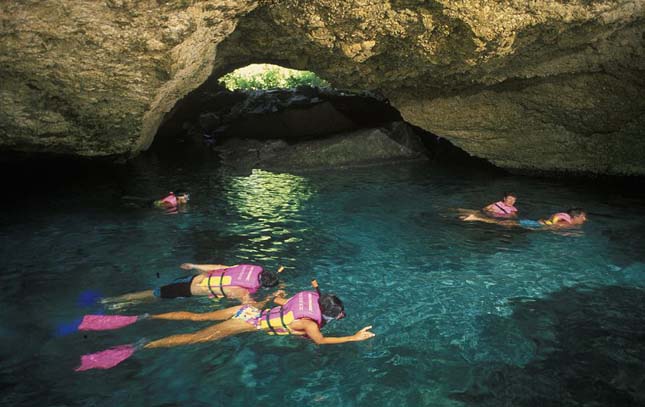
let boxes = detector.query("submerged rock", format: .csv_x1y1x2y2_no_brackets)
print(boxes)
1,1,644,175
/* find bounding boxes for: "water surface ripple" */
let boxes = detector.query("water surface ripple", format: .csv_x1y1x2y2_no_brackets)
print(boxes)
1,160,645,406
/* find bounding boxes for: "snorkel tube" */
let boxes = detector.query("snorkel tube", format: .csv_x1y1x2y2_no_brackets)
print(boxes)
311,279,321,295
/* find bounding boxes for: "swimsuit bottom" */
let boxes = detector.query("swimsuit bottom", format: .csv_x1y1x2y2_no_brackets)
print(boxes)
232,305,263,329
519,219,543,229
153,275,196,298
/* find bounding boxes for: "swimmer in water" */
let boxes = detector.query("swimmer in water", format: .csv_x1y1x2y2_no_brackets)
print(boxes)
460,208,587,229
144,289,374,347
76,284,375,371
482,192,518,218
152,191,190,209
101,263,283,307
121,191,190,212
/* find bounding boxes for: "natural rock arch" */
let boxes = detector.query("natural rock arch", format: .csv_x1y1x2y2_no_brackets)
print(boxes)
1,0,644,175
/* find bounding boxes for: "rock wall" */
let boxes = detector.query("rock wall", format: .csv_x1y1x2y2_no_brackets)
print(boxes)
215,122,427,174
0,0,258,156
1,1,644,174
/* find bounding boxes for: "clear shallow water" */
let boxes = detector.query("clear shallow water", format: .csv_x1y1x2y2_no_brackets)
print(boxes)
2,156,645,406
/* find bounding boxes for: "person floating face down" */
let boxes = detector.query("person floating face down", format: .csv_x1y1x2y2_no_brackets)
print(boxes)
145,286,374,348
101,263,283,307
482,192,518,218
76,284,375,371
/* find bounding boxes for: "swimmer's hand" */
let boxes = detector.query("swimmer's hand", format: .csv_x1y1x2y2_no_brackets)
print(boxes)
273,289,286,298
180,263,194,270
352,326,375,342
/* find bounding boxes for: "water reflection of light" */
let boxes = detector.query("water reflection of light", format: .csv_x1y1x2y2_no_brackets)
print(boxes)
224,169,314,262
225,169,314,220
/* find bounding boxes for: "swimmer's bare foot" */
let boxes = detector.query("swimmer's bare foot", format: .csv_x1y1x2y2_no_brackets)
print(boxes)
462,214,478,221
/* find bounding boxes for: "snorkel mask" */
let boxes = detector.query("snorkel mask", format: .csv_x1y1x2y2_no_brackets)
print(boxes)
312,279,346,323
322,310,346,323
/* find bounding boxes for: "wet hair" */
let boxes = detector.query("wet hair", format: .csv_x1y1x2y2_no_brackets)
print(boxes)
319,294,344,319
260,271,279,288
175,191,189,198
567,208,586,218
503,192,517,199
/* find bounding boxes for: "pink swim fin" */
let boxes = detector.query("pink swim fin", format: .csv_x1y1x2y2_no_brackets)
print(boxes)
77,314,141,331
75,344,136,371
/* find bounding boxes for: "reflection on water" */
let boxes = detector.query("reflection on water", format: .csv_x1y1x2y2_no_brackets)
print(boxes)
223,169,314,264
225,169,314,221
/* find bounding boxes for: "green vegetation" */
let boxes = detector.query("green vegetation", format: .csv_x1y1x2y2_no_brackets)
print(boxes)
219,64,330,91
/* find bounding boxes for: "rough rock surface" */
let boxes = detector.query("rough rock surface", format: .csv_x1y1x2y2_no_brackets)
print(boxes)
216,121,427,173
1,1,644,174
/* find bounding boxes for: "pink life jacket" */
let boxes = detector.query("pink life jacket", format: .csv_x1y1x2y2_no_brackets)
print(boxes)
259,291,322,335
489,201,518,217
206,264,263,297
550,212,572,224
159,193,178,208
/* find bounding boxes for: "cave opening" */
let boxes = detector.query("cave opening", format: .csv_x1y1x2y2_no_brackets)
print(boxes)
152,63,494,174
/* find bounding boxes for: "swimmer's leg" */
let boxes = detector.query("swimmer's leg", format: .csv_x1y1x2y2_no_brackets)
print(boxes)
151,305,242,322
454,208,476,218
101,289,156,304
457,209,495,223
144,319,256,349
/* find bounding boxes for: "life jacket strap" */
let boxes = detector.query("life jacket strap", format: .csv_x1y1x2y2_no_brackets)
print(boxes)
207,270,227,298
207,273,217,298
279,307,291,334
218,270,227,298
494,203,509,214
265,309,278,335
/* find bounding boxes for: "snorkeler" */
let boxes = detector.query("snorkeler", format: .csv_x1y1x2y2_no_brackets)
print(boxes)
101,263,282,306
152,191,190,209
76,282,375,371
460,208,587,229
121,191,190,211
482,192,518,218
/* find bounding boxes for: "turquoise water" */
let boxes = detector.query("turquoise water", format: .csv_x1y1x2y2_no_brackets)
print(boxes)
2,156,645,406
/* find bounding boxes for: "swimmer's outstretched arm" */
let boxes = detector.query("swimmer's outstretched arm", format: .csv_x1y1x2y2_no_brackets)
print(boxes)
482,203,496,213
245,289,287,308
271,292,288,306
180,263,231,272
291,319,375,345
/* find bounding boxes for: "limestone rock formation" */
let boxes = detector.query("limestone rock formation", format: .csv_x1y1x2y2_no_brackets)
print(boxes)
1,1,644,175
215,121,427,174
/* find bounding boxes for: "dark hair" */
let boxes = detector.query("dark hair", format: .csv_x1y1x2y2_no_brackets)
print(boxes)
567,208,586,217
319,294,344,319
503,192,517,198
175,191,189,197
260,271,279,287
